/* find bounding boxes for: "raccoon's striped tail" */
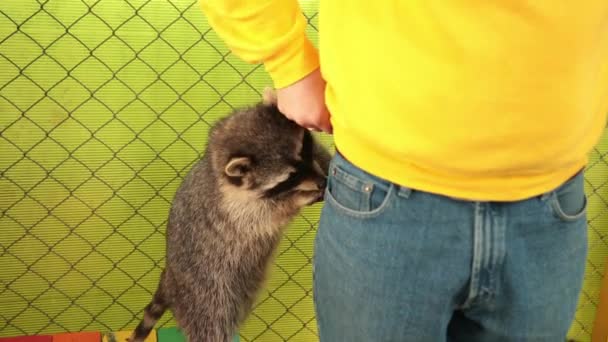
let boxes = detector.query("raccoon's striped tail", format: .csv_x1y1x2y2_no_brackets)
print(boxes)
127,286,168,342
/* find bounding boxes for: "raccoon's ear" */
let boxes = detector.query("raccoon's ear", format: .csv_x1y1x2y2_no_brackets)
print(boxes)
262,87,277,105
225,156,251,177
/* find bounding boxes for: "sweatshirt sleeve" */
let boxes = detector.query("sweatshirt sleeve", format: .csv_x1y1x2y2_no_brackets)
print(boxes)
199,0,320,89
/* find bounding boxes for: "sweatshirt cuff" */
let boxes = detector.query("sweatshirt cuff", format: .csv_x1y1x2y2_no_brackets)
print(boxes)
263,33,320,89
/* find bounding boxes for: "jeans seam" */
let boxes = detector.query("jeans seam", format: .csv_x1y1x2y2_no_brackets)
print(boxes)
488,206,506,304
462,202,483,309
312,222,323,340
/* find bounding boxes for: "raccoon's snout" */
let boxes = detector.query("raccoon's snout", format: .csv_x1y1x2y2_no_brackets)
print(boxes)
316,177,327,191
309,177,326,204
312,189,325,203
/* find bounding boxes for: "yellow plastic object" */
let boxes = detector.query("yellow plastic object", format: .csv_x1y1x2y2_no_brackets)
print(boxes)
102,331,156,342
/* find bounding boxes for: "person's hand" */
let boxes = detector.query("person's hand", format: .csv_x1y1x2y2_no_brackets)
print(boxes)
275,68,332,134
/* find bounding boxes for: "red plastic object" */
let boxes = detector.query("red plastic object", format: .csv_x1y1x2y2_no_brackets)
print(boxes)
0,336,53,342
52,332,101,342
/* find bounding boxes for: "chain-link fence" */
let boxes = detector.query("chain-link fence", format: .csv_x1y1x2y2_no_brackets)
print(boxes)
0,1,606,341
570,137,608,341
0,0,329,340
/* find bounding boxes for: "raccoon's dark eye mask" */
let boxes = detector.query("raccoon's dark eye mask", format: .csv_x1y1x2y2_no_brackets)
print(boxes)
263,169,305,198
263,131,315,198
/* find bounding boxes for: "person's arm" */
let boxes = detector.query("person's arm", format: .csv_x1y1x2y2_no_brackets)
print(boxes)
199,0,332,133
199,0,318,89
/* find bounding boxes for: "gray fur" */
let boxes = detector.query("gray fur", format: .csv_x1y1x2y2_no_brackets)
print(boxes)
128,99,331,342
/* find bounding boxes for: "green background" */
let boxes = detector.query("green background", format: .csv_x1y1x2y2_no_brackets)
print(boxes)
0,0,606,341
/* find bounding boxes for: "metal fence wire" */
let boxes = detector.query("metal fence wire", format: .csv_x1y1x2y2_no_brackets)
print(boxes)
0,1,607,341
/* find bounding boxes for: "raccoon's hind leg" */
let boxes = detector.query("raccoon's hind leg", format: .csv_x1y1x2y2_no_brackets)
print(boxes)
180,305,237,342
183,322,232,342
127,270,170,342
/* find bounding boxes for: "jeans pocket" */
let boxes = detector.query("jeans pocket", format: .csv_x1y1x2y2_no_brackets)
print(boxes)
324,159,392,218
549,170,587,222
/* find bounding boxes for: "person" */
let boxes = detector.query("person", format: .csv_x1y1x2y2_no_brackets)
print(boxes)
198,1,608,341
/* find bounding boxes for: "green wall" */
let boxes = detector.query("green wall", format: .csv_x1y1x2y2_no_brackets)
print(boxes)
0,0,328,340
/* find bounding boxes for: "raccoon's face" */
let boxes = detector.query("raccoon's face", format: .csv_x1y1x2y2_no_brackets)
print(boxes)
222,129,327,209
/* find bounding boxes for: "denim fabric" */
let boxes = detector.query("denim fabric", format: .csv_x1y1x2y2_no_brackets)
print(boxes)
313,152,588,342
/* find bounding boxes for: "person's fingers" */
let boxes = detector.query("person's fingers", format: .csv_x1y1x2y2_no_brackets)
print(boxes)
319,122,332,134
300,107,330,134
273,68,332,133
293,111,331,134
298,117,328,133
318,107,332,134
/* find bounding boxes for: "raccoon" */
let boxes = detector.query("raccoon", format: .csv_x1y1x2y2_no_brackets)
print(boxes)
128,89,331,342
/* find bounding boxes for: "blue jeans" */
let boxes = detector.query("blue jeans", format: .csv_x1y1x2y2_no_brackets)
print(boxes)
313,152,588,341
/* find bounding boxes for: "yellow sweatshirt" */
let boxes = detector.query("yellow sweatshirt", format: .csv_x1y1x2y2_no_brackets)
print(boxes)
200,1,608,201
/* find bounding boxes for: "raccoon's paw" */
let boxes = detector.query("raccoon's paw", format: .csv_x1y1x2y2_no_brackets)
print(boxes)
294,190,325,208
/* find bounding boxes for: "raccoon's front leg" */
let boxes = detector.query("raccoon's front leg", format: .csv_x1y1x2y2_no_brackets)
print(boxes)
312,139,332,177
